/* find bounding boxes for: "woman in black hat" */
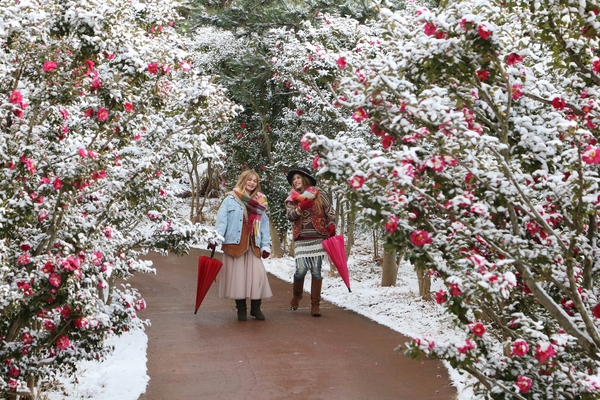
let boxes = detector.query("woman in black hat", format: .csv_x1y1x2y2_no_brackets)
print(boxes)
284,167,336,316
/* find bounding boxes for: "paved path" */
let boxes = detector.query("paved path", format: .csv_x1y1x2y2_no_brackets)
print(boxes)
133,249,457,400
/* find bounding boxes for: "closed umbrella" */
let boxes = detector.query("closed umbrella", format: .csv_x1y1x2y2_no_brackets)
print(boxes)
322,235,351,292
194,247,223,314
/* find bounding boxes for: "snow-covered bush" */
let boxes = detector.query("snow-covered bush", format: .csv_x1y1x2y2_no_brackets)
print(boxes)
0,0,237,396
277,1,600,398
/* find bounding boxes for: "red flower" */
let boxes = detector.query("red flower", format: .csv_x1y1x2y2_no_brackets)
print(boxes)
44,320,56,331
352,107,369,122
55,335,70,350
147,63,159,74
435,289,447,304
511,83,523,100
124,102,134,112
476,69,490,81
552,97,566,110
423,22,437,37
43,61,57,72
97,107,109,121
470,322,485,337
349,175,365,189
385,215,399,234
582,145,600,164
9,366,20,378
73,317,89,329
312,156,320,170
381,135,395,149
296,109,303,116
593,303,600,318
84,108,94,118
516,376,532,394
506,53,524,66
53,177,63,190
594,59,600,74
410,230,432,246
534,342,556,363
9,90,22,105
477,24,491,40
49,273,61,288
336,57,347,69
512,339,529,356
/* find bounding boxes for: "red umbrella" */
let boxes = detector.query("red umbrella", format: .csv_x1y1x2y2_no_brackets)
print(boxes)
322,235,351,292
194,247,223,314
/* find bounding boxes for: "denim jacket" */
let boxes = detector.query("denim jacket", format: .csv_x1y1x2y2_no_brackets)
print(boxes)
214,194,271,253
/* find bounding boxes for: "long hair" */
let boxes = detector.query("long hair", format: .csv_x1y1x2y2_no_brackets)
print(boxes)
295,173,324,216
235,170,261,197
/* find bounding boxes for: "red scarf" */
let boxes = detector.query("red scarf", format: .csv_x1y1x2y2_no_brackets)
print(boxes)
233,188,267,235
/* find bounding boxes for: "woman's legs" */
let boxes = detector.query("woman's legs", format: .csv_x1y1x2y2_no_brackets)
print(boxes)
310,257,323,317
290,259,309,310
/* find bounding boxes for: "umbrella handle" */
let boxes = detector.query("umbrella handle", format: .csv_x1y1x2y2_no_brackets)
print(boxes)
207,244,216,259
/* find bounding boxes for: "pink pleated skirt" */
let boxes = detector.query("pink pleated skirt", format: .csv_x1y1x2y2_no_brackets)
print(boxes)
218,250,273,300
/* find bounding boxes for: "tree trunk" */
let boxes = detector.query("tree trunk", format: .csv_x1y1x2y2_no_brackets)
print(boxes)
372,229,379,259
381,246,398,287
345,208,355,259
188,155,196,222
193,156,202,221
269,221,283,258
416,268,432,301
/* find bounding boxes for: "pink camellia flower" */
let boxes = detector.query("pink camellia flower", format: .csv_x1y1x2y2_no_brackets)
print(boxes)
59,109,69,120
91,170,107,180
48,273,61,288
9,90,23,105
516,376,532,394
97,107,109,121
349,175,365,189
102,227,113,239
477,24,491,40
582,145,600,164
104,52,116,60
42,261,54,274
512,339,529,356
53,177,63,190
90,78,102,92
552,97,566,110
20,243,31,252
9,366,19,378
423,22,437,36
336,57,347,69
8,378,18,390
17,253,30,265
38,209,49,221
435,289,447,304
300,135,311,151
21,332,33,344
13,108,23,118
135,299,146,311
506,53,524,66
385,215,399,234
470,322,485,337
511,83,524,100
458,338,476,354
43,320,56,331
381,135,395,150
593,303,600,318
312,156,320,170
147,63,159,74
61,305,72,318
594,59,600,74
476,69,490,81
73,317,89,329
84,108,94,118
352,107,369,122
410,229,432,246
296,109,303,116
92,251,104,266
535,342,556,363
43,61,57,72
55,335,70,350
78,148,88,157
426,156,445,172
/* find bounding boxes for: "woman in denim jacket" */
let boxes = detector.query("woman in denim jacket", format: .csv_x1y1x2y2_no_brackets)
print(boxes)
210,170,272,321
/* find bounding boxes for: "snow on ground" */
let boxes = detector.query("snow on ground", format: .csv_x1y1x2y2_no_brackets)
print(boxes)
46,329,148,399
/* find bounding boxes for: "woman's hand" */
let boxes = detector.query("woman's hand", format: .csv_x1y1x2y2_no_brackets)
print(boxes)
299,200,315,210
262,251,270,259
328,225,336,237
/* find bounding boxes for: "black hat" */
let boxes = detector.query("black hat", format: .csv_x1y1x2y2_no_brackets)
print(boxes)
287,167,317,186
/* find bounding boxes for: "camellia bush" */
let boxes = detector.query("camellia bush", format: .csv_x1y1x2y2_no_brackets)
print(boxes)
0,0,237,396
284,0,600,398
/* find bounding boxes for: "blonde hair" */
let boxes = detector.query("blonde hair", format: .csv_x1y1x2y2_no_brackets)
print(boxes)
235,170,261,197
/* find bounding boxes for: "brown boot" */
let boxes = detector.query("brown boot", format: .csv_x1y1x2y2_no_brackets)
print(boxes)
290,279,304,311
311,278,322,317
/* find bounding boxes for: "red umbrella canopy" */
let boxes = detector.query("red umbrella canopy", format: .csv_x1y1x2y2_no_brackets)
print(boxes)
322,235,351,292
194,252,223,314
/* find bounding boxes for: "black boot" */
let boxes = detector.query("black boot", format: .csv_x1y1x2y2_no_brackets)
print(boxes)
250,299,265,320
235,299,247,321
